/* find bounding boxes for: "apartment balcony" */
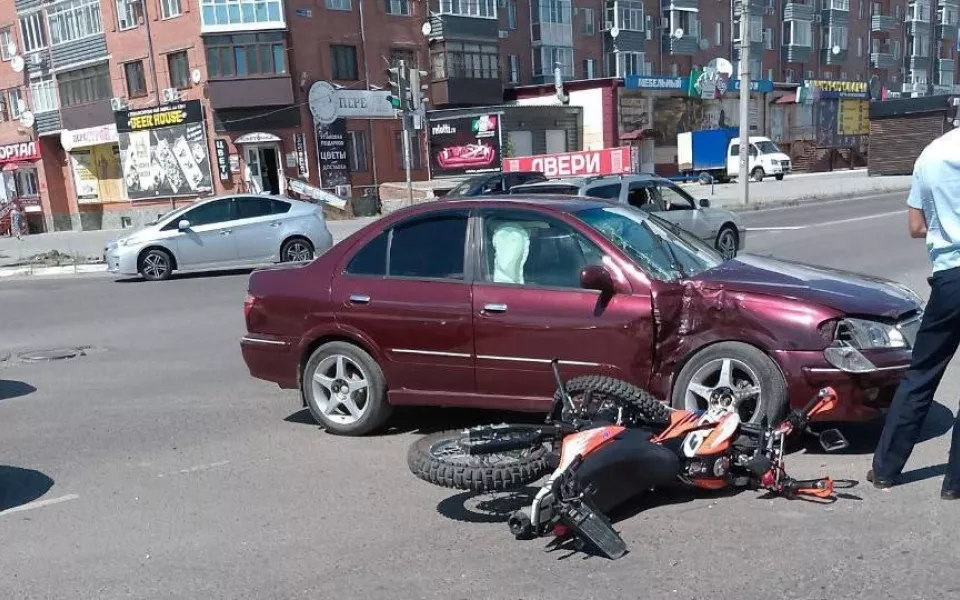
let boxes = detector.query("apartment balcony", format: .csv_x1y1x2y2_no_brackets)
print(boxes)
784,1,815,20
937,57,955,72
733,40,765,59
531,21,573,47
430,77,504,106
906,18,930,36
425,13,500,42
937,22,958,39
871,14,899,31
664,0,700,10
661,33,700,55
821,47,849,64
902,81,929,93
207,77,295,109
870,51,898,68
910,54,932,70
821,2,851,25
782,43,813,63
33,111,62,137
733,0,765,17
60,100,114,131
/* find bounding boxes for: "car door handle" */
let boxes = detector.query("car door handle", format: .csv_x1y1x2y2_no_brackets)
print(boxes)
270,222,281,228
220,230,232,236
349,294,371,304
482,303,508,313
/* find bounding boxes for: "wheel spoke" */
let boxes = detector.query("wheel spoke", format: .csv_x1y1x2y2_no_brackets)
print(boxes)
717,359,734,389
322,398,342,415
335,356,347,380
688,383,714,401
313,371,335,393
348,378,368,393
342,396,362,418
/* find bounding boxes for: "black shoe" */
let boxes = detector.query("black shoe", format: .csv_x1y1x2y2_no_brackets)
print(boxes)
941,488,960,500
867,469,895,489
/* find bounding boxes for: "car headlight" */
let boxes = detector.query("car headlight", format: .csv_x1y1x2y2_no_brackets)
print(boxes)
836,318,908,349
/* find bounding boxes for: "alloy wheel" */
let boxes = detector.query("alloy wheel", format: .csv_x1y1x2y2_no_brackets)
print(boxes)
310,354,370,425
142,253,169,280
684,357,762,422
717,230,738,260
285,241,313,262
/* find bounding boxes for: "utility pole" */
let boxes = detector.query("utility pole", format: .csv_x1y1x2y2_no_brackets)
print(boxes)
387,60,427,208
737,0,751,206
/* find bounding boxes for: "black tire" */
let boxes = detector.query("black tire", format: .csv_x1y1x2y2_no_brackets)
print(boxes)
715,225,739,260
557,375,672,425
407,427,552,493
302,341,392,436
751,167,765,182
281,237,315,263
138,247,174,281
671,341,788,425
775,174,785,181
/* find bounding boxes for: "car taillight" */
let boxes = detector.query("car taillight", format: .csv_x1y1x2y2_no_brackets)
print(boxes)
244,293,258,320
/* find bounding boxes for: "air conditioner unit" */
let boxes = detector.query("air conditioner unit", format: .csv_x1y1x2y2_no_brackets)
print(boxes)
110,97,128,111
604,20,615,30
162,88,181,103
498,29,508,38
30,53,43,65
335,184,352,198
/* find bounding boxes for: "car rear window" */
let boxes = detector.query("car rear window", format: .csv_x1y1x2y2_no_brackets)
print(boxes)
514,185,579,195
585,183,621,200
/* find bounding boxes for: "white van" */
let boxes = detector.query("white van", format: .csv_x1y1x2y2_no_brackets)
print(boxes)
726,137,792,182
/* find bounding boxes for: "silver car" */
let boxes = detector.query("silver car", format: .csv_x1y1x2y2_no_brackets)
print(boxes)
510,174,746,259
104,194,334,281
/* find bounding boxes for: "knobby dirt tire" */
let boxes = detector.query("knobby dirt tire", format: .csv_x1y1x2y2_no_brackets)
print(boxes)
558,375,672,424
407,429,552,493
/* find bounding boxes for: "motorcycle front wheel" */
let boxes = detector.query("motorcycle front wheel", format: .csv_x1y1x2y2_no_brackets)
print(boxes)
407,426,553,493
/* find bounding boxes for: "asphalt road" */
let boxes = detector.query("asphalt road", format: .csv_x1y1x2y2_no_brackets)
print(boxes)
3,192,957,600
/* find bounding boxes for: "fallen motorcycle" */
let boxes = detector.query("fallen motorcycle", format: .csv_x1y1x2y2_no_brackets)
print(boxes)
407,360,854,559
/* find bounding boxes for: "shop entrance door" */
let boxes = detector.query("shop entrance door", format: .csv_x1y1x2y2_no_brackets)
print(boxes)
245,145,282,195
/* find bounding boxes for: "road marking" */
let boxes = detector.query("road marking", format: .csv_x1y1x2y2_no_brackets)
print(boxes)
734,190,908,215
157,460,230,478
0,494,79,517
746,209,907,232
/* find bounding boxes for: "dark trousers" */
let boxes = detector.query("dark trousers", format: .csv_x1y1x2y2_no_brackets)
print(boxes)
872,265,960,487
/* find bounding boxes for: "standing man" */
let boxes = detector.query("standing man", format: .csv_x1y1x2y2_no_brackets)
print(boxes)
9,201,22,240
869,125,960,499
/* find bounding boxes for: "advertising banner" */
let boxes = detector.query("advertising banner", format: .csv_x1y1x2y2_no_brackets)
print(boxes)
316,118,350,188
70,145,125,204
294,132,309,177
114,100,213,200
428,113,502,178
214,139,230,181
503,147,632,178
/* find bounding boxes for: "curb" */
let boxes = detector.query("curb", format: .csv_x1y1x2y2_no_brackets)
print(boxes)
722,185,912,213
0,263,107,279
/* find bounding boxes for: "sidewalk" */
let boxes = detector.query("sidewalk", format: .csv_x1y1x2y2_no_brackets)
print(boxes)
0,170,910,276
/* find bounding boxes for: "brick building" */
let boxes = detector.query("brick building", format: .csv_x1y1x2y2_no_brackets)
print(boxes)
0,0,956,231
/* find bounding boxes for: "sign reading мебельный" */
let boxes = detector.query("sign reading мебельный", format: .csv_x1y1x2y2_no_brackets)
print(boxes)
625,75,775,94
802,80,870,99
114,100,214,200
503,148,632,178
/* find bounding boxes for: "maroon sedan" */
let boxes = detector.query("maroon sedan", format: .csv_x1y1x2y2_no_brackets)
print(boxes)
241,196,923,435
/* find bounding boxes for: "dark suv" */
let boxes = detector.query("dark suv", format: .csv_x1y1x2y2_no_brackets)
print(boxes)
444,171,547,197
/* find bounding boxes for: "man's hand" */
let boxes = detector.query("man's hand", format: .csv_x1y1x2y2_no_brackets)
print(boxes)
908,207,928,239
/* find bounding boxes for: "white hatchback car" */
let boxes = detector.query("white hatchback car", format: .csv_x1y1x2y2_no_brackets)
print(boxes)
105,194,334,281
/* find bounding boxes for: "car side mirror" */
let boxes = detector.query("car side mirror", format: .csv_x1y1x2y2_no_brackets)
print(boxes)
699,198,710,208
178,219,191,231
818,428,850,453
580,264,616,295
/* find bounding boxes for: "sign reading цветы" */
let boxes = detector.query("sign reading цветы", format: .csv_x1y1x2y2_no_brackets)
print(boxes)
503,147,633,178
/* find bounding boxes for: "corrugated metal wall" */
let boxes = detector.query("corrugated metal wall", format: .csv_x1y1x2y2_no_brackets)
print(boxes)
868,112,946,176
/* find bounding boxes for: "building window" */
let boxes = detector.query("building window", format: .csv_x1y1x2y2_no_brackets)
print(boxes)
892,40,901,58
908,33,929,56
7,88,22,119
167,50,190,89
19,13,47,53
347,130,368,172
16,169,39,197
0,28,13,60
48,0,103,46
200,0,284,30
507,0,518,28
606,0,643,31
938,69,955,86
828,0,849,10
395,131,423,170
331,44,358,80
508,54,519,82
581,7,595,34
116,0,144,30
583,58,595,78
124,60,148,97
534,46,573,78
439,0,496,19
763,28,773,50
784,68,794,82
206,32,287,78
671,63,679,76
822,25,849,50
386,0,411,15
908,0,929,20
58,63,112,107
326,0,351,10
535,0,570,24
619,51,647,76
783,20,812,46
162,0,182,18
431,42,499,79
714,22,722,46
857,36,863,57
30,77,58,113
389,47,416,68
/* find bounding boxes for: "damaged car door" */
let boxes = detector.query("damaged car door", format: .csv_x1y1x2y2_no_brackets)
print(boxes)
470,206,658,409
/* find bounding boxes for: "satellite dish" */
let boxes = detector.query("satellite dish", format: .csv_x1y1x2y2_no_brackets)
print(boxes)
6,42,16,57
673,28,684,40
191,68,202,84
699,38,709,50
609,26,620,38
19,110,34,129
708,57,734,77
421,21,432,36
832,45,841,55
10,55,24,73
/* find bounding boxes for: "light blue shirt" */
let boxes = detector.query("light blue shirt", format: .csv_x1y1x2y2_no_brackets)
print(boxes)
908,127,960,273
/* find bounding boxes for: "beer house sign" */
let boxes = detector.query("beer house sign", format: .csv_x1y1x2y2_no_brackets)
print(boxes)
0,140,39,164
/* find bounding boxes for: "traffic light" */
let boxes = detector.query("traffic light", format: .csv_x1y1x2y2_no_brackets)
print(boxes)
387,61,408,111
408,69,429,111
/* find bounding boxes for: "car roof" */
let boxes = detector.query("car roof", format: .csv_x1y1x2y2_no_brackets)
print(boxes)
510,173,669,190
391,194,615,216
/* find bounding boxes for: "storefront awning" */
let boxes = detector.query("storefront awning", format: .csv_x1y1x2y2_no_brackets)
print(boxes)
773,93,797,104
1,160,35,172
234,132,282,144
620,129,661,141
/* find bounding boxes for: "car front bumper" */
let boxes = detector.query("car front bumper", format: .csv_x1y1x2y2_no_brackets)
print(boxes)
774,349,910,422
104,245,140,275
